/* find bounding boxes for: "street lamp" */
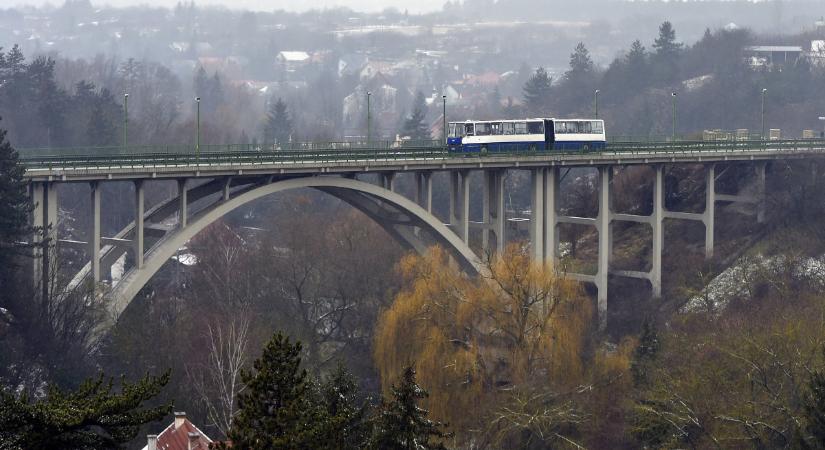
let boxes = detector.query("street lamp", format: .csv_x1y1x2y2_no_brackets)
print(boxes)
195,97,201,158
671,92,677,141
594,89,600,118
123,93,128,149
761,88,768,140
366,91,372,145
442,94,447,145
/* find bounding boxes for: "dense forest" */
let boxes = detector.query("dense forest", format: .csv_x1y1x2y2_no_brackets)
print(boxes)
6,10,825,449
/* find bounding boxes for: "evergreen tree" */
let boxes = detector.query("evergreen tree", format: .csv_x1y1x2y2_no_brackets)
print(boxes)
630,319,660,387
217,332,319,450
263,98,292,145
522,67,553,116
565,42,594,81
0,119,31,262
316,362,371,450
653,21,683,59
372,366,451,450
652,21,683,83
401,91,430,141
0,371,172,449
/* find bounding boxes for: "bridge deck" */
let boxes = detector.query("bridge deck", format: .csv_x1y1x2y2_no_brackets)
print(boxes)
20,139,825,181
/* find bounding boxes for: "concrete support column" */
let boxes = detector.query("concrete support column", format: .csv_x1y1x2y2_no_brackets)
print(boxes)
492,170,506,254
544,167,559,267
596,166,612,329
756,162,767,223
458,171,469,243
382,173,396,192
651,165,664,298
29,182,55,296
482,171,492,252
449,171,469,243
134,180,145,269
222,177,231,201
415,172,432,212
178,179,188,227
704,164,716,260
90,181,101,283
529,168,545,261
30,183,44,290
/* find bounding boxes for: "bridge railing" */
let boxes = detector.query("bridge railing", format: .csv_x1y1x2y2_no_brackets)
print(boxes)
17,138,825,171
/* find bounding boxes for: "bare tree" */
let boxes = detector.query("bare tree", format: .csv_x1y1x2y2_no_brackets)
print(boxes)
187,313,250,437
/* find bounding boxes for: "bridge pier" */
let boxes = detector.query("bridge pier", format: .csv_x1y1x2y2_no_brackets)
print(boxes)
530,168,544,261
134,180,144,269
596,166,612,329
651,165,664,298
704,164,716,260
414,172,433,213
90,181,102,283
178,179,188,227
449,171,469,243
756,162,766,223
543,167,559,267
483,170,506,255
29,181,57,298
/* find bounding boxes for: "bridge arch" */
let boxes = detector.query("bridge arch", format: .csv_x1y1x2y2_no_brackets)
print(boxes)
106,175,482,321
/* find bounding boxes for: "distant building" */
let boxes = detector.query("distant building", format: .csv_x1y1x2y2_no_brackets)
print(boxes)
143,412,213,450
745,45,804,69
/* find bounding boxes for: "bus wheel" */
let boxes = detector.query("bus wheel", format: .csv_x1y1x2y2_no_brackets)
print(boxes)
582,144,590,152
481,145,488,154
529,144,537,153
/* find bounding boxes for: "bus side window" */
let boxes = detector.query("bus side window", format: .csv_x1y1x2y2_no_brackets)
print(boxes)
490,122,502,135
555,122,566,134
503,122,515,135
515,122,528,134
582,121,591,133
592,121,604,134
527,121,544,134
465,123,474,136
449,124,456,138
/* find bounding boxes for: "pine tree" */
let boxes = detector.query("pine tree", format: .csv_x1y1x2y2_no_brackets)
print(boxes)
372,366,451,450
0,371,172,449
401,91,430,141
217,332,319,450
315,362,371,450
566,42,594,81
653,21,683,59
522,67,553,116
0,118,32,262
263,98,292,145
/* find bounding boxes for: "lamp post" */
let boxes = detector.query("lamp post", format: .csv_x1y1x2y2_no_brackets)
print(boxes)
594,89,600,118
761,88,768,140
442,94,447,145
366,91,372,145
123,93,128,149
671,92,677,141
196,97,201,159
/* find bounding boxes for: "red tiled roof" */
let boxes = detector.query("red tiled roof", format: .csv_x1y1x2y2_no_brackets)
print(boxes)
144,416,213,450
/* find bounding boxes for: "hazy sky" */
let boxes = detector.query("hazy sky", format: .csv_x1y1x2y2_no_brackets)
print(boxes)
12,0,447,13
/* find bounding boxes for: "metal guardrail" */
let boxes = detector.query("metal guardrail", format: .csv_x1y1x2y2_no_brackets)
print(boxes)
17,138,825,171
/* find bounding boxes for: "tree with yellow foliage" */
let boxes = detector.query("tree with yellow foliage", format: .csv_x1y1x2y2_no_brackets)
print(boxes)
374,244,632,447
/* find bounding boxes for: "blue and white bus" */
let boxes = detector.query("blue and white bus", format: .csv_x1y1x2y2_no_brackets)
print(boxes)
447,118,606,152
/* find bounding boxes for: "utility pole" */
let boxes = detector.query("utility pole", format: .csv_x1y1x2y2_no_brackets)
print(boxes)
594,89,600,118
442,94,447,145
196,97,201,159
123,93,128,149
761,88,767,140
366,91,372,145
671,92,677,141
